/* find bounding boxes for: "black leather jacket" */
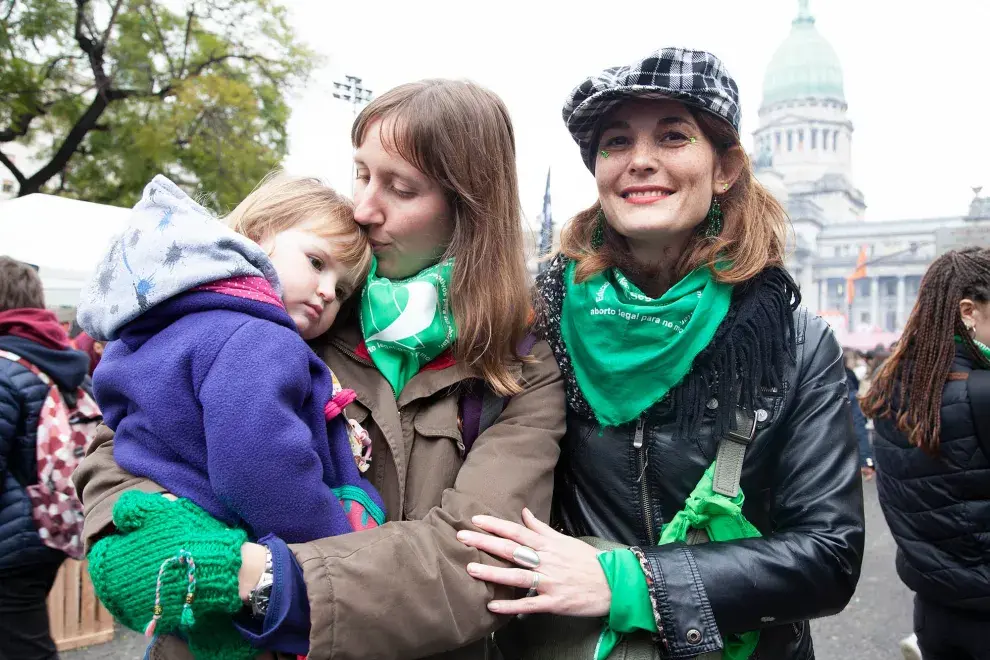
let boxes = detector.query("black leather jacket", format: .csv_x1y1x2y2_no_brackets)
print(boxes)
542,261,864,659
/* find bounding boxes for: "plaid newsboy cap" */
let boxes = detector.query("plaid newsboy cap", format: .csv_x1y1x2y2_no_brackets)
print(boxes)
563,47,741,172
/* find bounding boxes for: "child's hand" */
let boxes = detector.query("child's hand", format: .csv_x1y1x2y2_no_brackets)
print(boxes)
187,613,260,660
88,491,248,638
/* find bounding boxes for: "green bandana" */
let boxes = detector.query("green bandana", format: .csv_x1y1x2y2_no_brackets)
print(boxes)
360,257,456,397
954,335,990,362
560,260,733,427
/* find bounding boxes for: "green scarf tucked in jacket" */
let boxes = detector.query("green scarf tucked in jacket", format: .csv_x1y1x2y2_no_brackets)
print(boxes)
597,460,761,660
955,335,990,362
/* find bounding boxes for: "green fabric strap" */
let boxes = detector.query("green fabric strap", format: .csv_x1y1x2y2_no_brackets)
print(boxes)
560,260,733,427
359,256,456,397
596,549,657,660
657,461,761,546
333,484,386,526
596,461,762,660
954,335,990,362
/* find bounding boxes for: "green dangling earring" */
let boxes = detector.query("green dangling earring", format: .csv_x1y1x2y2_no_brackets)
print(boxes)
704,196,723,238
592,209,606,249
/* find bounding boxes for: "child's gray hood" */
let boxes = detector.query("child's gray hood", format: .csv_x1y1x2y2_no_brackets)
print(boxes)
77,175,280,341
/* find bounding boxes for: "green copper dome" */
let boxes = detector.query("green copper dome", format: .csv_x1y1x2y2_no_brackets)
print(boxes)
762,0,845,108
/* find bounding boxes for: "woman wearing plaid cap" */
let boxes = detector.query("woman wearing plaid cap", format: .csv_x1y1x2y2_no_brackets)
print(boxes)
458,48,864,660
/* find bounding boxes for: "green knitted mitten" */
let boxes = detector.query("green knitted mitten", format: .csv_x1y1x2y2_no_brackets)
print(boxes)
88,491,252,658
188,614,261,660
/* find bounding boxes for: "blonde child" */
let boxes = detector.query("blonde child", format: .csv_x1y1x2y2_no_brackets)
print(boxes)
78,172,382,551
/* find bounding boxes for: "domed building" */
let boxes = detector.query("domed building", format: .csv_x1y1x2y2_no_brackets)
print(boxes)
754,0,990,344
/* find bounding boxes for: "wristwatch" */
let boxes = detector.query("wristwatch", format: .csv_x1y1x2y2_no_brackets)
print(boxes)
248,547,274,619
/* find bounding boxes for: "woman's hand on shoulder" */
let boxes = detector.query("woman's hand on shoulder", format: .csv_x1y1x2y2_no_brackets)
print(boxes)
457,508,611,618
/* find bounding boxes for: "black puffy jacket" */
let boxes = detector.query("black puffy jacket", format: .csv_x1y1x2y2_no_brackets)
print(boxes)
531,257,865,660
873,344,990,613
0,334,91,571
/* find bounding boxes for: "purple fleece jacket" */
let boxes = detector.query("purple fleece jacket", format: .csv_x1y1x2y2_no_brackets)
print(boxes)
94,290,384,543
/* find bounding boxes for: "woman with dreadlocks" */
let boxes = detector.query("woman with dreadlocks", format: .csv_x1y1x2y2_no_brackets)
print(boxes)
862,247,990,660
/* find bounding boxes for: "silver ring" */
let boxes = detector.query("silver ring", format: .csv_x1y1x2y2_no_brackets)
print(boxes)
512,545,540,569
524,571,540,598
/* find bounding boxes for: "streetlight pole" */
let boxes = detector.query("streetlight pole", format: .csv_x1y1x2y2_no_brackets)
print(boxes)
332,75,373,195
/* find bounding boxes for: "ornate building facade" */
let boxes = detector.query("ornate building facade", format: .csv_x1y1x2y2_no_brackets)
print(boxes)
754,0,990,340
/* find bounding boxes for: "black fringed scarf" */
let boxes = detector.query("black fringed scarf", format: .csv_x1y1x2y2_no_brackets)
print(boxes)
536,254,801,438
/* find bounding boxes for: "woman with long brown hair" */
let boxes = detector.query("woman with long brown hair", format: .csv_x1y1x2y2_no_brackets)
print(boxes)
71,79,566,659
861,247,990,660
457,48,864,660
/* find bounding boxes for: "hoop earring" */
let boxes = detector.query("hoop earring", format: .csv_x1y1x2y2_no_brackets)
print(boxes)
592,209,606,250
705,196,723,238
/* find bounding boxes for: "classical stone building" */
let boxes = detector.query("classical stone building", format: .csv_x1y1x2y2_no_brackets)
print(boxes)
754,0,990,337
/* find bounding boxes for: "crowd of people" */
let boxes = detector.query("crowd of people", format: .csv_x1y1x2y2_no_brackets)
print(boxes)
0,46,987,660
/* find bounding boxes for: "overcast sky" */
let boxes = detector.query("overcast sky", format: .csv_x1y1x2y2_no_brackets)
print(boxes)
280,0,990,233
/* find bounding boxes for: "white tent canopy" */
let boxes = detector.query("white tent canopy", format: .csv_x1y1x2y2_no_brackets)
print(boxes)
0,194,131,308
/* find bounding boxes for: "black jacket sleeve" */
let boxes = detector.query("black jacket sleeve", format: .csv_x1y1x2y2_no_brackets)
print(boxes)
639,316,865,657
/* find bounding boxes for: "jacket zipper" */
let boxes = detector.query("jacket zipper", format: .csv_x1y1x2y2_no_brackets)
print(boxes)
330,338,397,398
633,417,657,543
330,338,373,365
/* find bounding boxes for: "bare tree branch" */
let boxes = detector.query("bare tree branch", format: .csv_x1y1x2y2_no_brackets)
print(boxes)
187,52,279,82
17,91,111,195
144,0,176,78
179,8,195,77
38,54,85,83
100,0,125,49
0,149,26,186
75,0,113,93
74,0,94,54
0,107,44,143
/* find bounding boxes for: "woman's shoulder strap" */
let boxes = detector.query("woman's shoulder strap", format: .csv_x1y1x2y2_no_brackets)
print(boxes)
459,333,539,455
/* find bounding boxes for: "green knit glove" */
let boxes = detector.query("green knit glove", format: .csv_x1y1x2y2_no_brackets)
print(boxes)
88,492,249,648
188,614,260,660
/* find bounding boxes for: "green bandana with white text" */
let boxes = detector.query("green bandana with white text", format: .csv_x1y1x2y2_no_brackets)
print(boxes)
360,256,456,397
560,259,733,427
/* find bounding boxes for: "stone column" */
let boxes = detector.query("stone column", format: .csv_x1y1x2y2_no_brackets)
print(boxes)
870,277,881,330
896,276,907,331
801,265,816,313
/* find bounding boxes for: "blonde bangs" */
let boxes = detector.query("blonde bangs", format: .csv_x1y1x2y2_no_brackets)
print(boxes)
224,170,372,285
301,214,373,286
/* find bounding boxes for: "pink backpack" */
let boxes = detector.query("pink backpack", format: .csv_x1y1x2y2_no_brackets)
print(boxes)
0,350,102,559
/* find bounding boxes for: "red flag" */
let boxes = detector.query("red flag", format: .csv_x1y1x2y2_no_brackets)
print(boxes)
846,245,868,306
